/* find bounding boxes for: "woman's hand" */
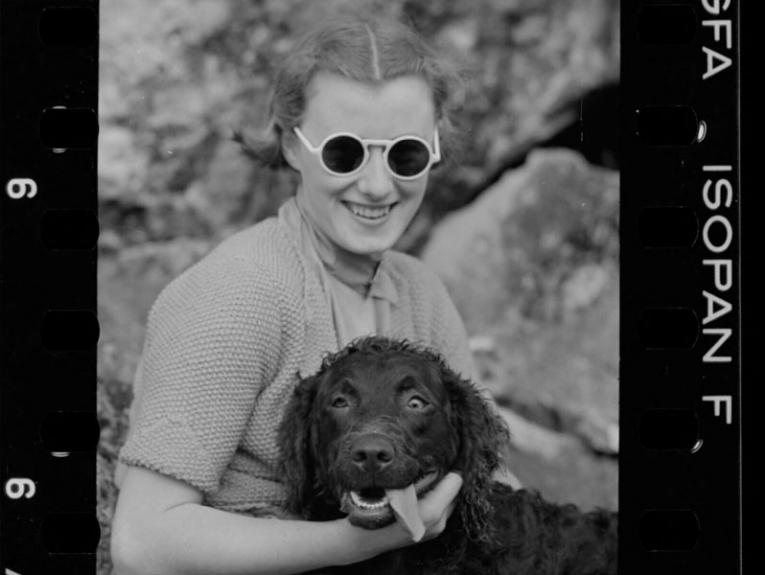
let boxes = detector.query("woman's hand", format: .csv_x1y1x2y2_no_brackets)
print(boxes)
415,471,463,542
337,472,462,566
353,471,462,555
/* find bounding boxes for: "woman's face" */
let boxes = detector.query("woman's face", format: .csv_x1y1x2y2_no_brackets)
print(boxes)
284,73,437,256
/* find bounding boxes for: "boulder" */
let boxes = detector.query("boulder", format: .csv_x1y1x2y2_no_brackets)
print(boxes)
421,148,618,333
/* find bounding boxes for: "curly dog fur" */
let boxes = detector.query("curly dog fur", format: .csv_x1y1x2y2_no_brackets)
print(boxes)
278,336,617,574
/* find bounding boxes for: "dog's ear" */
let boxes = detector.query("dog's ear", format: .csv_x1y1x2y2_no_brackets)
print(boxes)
442,364,510,544
277,372,320,517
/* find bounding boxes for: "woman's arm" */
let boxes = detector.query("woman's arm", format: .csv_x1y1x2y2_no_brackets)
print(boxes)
111,466,462,575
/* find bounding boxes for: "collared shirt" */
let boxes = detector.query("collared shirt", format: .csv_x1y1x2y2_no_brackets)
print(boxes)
281,195,398,347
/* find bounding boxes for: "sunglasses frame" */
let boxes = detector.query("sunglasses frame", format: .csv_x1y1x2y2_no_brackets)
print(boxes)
292,126,441,180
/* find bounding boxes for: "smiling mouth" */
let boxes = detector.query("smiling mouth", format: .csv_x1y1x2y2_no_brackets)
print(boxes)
342,201,396,220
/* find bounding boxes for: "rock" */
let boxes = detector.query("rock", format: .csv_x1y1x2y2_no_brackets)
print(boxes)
98,126,151,198
421,148,618,332
561,262,611,316
507,443,617,511
472,282,619,454
497,406,576,461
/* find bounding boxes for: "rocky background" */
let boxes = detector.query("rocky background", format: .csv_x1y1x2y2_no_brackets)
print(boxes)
97,0,620,572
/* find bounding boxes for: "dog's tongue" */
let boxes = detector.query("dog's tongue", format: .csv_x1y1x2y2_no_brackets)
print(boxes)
386,484,425,542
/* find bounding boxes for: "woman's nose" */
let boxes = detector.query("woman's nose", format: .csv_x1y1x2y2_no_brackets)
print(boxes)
357,148,395,199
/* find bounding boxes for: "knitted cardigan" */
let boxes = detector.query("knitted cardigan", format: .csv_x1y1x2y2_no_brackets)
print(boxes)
118,212,475,514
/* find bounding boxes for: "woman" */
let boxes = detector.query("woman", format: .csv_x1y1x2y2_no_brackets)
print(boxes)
112,12,503,575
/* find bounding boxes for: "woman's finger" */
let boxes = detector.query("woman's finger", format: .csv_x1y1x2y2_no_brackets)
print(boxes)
419,498,458,541
429,472,463,504
419,472,462,520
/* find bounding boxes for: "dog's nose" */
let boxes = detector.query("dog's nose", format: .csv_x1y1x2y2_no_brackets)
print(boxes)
351,435,395,472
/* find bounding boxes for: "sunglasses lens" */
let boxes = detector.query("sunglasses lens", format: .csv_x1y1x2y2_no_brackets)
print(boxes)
388,139,431,177
322,136,365,174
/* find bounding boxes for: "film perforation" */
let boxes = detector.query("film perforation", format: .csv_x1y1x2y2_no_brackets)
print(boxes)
638,5,698,45
639,509,701,551
40,107,98,150
639,408,700,451
639,206,699,248
38,6,97,50
636,106,704,146
41,309,99,352
40,209,99,251
40,513,101,554
638,308,700,349
40,412,100,455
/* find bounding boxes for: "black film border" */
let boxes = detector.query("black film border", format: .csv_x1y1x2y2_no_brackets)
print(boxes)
1,1,99,574
621,1,741,574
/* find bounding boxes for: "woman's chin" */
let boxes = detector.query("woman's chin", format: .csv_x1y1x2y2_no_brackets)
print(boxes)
340,237,396,257
335,228,400,256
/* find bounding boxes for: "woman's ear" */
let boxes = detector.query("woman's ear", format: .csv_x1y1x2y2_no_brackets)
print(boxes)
281,130,301,172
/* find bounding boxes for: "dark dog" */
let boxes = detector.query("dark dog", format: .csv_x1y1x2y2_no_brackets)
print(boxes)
278,336,617,575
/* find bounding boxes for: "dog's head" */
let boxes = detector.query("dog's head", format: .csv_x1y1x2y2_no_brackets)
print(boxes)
278,336,509,542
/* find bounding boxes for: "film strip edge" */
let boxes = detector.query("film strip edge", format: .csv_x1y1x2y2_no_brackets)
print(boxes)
621,1,741,574
2,1,100,573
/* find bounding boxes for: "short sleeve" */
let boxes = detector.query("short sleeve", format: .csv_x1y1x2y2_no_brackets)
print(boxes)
118,255,284,495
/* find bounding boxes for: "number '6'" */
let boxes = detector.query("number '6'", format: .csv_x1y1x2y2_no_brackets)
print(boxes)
4,478,36,499
6,178,38,200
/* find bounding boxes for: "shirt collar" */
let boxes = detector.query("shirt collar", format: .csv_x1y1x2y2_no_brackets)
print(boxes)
278,196,399,304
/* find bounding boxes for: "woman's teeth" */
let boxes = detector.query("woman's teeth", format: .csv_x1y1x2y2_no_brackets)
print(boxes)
345,202,393,220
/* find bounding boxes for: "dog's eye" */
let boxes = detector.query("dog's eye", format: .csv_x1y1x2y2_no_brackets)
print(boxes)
407,396,428,410
331,396,349,409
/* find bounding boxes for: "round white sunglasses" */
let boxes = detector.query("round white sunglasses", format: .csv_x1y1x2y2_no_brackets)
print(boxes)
293,126,441,180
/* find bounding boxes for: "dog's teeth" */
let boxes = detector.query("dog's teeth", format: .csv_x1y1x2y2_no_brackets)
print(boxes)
350,491,389,510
